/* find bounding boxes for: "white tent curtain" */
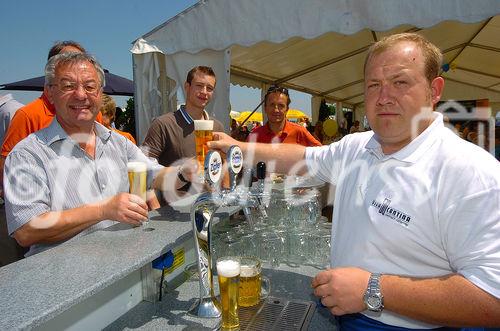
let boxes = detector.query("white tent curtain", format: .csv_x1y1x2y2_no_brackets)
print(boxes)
131,52,162,144
310,96,322,124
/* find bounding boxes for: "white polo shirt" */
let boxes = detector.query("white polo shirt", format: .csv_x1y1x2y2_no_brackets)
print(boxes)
305,113,500,329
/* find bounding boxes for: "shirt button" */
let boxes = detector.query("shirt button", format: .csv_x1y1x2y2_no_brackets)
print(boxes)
101,184,106,190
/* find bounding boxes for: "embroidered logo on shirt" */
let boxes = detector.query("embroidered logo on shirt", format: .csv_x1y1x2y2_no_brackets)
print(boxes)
371,198,412,226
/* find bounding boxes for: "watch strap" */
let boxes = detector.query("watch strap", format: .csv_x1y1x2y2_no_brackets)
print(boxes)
367,273,382,292
364,272,384,312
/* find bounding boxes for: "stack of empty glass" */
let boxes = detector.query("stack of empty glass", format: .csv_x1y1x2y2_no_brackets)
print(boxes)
212,174,331,269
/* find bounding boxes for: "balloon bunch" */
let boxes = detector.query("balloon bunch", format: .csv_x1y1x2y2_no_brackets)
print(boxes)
441,62,457,72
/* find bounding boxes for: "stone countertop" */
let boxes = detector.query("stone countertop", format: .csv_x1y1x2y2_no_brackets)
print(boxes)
105,264,338,330
0,206,194,330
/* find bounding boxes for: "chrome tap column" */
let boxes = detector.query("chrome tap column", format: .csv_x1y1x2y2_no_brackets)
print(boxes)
188,146,244,318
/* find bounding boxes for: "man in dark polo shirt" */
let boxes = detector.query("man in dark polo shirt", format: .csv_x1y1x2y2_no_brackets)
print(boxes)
247,86,321,147
142,66,224,197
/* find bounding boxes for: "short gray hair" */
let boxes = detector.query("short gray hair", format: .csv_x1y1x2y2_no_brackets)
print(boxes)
45,52,106,88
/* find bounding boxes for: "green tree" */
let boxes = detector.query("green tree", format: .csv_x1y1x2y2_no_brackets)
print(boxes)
318,99,336,122
115,97,136,139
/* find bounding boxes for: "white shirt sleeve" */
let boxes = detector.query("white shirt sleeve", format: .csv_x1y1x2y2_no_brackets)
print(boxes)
439,156,500,299
305,136,357,185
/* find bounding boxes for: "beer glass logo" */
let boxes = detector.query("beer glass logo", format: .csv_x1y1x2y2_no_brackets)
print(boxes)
204,150,222,184
229,147,243,173
210,159,221,175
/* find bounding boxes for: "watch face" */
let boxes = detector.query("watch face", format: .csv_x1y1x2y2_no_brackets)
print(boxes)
367,295,382,309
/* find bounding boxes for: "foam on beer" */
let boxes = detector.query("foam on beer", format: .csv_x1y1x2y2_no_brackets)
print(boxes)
217,259,241,278
193,120,214,131
127,161,147,172
240,265,259,277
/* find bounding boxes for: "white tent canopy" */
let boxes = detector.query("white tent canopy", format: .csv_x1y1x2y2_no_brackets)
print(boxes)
131,0,500,142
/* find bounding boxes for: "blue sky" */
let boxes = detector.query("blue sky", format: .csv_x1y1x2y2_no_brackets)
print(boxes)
0,0,311,116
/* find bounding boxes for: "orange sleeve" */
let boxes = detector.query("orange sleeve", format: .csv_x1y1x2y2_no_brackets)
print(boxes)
95,111,103,124
300,127,322,146
124,132,137,145
113,129,137,145
1,109,33,157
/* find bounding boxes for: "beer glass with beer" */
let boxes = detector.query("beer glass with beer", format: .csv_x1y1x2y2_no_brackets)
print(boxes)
194,120,214,180
216,257,241,331
127,161,149,227
238,256,271,307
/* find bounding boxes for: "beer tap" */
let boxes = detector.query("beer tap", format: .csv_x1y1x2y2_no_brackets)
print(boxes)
188,145,247,318
256,161,266,193
254,161,269,219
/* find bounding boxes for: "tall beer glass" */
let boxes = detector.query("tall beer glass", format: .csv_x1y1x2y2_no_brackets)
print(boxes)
127,161,149,226
216,257,241,331
194,120,214,179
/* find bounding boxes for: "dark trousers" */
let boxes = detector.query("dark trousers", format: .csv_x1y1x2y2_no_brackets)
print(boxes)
337,313,497,331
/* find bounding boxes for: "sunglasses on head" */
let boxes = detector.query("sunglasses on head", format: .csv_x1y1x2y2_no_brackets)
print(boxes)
266,85,289,96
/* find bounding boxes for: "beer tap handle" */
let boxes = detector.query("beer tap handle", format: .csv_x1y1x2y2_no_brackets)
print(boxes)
204,150,222,190
256,161,266,192
254,161,268,218
226,145,243,192
256,161,266,180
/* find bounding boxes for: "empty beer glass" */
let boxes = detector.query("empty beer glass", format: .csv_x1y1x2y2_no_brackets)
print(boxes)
216,257,241,331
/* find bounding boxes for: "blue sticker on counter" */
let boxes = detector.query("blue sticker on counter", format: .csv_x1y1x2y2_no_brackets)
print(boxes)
152,250,175,270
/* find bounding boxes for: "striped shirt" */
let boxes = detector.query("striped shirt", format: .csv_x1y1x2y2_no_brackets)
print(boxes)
4,118,161,256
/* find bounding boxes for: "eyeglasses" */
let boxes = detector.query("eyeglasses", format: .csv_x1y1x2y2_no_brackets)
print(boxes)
266,85,289,96
50,80,101,95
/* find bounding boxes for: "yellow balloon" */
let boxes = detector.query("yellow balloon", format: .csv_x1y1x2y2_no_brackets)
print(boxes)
323,119,338,137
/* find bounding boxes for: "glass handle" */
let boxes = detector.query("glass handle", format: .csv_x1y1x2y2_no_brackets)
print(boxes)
261,275,271,299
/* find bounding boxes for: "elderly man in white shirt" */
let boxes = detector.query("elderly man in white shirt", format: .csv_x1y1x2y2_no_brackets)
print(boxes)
4,52,196,257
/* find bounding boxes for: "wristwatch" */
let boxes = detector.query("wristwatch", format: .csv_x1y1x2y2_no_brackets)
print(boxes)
364,273,384,312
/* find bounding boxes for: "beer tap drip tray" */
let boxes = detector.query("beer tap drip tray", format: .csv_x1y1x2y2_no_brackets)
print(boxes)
238,296,315,331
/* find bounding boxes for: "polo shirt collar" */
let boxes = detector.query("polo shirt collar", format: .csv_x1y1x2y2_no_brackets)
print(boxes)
178,105,209,125
365,112,443,163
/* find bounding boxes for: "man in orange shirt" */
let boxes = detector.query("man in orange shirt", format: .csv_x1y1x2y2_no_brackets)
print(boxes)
247,86,321,146
0,41,103,197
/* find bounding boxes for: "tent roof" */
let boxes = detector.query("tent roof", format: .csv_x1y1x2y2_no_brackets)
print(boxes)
230,17,500,106
134,0,500,106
